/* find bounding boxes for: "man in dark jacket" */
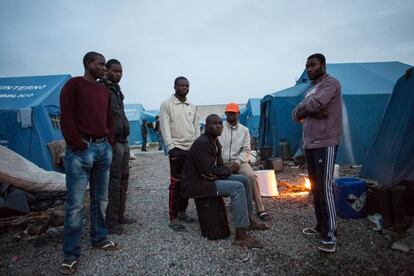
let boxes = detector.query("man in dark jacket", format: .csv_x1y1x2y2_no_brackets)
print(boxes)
99,59,135,235
141,119,148,151
292,53,342,253
182,114,268,249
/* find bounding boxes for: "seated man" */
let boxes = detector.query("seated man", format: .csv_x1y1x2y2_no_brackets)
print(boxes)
219,103,270,221
182,114,269,249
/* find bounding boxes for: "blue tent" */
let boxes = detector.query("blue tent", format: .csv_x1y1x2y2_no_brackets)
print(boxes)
0,74,71,171
124,104,159,146
359,68,414,188
239,98,261,140
124,103,145,146
259,61,412,165
141,110,159,142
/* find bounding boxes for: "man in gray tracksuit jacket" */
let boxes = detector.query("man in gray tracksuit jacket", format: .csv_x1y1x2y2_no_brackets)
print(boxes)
292,53,342,253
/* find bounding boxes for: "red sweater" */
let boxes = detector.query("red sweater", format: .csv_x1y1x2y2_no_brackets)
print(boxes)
60,77,114,150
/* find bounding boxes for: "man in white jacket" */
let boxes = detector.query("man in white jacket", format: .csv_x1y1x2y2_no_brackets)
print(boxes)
219,103,270,221
159,76,200,231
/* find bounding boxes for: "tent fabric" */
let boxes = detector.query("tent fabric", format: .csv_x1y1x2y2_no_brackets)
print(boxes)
0,145,66,192
0,74,71,171
239,98,261,139
259,61,412,165
124,104,159,145
359,68,414,188
124,103,145,145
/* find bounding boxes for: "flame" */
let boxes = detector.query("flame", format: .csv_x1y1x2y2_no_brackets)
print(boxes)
304,177,311,189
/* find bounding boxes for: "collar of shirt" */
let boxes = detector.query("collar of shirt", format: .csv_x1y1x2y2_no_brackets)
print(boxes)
312,73,329,85
172,94,190,105
225,121,238,130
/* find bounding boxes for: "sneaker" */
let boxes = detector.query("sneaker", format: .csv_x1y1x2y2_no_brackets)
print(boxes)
302,227,320,236
320,238,335,245
318,242,336,253
168,219,186,232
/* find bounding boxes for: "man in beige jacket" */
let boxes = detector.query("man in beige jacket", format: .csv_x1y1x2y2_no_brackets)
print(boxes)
159,76,200,231
219,103,270,221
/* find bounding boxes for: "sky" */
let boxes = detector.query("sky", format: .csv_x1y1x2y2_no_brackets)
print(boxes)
1,0,413,110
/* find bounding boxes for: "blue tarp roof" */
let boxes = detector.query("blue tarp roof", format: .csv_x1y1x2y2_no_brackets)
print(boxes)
296,61,409,95
124,103,144,121
259,61,412,165
0,75,71,110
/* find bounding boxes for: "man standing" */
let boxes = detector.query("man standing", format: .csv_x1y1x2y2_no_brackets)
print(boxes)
181,114,268,248
292,53,342,253
60,52,118,274
154,115,166,153
141,119,148,152
219,103,270,221
159,76,200,231
99,59,135,235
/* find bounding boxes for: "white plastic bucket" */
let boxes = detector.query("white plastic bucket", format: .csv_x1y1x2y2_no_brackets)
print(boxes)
254,170,279,197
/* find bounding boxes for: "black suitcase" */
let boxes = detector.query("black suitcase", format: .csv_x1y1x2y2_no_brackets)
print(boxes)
194,197,230,240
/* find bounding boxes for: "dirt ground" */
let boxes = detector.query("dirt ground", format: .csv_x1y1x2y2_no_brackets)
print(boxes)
0,148,413,275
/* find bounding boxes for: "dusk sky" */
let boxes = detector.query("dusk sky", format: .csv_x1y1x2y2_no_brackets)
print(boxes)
1,0,413,109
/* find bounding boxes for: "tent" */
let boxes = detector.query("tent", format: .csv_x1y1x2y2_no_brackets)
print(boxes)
359,68,414,188
124,103,145,146
124,104,159,146
259,61,412,165
0,74,71,171
141,109,159,142
239,98,261,140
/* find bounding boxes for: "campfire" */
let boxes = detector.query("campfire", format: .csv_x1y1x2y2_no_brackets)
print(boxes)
278,175,311,194
304,177,311,190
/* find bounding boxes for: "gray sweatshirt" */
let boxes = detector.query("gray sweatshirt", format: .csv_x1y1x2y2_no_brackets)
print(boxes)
293,74,343,149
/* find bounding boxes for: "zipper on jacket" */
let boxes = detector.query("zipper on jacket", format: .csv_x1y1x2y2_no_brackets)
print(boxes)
229,127,233,162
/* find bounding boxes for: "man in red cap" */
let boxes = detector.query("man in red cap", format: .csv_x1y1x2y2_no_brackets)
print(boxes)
219,103,270,221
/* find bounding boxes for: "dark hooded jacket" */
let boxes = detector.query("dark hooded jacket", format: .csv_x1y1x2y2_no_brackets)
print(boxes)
99,77,130,143
181,133,232,198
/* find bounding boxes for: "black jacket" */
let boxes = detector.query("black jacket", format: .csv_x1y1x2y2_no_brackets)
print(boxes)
181,133,231,198
99,78,130,143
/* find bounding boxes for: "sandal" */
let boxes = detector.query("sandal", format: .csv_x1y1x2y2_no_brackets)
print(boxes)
60,259,78,275
258,212,271,221
232,237,263,249
92,240,120,251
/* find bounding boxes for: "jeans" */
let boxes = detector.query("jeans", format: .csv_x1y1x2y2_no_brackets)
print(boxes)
63,141,112,261
106,142,130,228
215,174,253,228
157,133,166,154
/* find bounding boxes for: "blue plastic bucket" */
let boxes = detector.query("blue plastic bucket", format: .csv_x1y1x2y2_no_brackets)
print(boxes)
334,178,367,219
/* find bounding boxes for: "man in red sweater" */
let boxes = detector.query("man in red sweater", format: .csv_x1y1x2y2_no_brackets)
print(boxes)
59,52,118,275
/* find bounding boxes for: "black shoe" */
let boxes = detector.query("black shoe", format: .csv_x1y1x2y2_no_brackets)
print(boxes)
177,212,195,223
108,225,124,235
119,217,137,225
168,219,186,232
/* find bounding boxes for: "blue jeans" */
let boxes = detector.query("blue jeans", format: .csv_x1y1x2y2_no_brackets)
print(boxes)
215,174,253,228
63,141,112,261
157,133,167,155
